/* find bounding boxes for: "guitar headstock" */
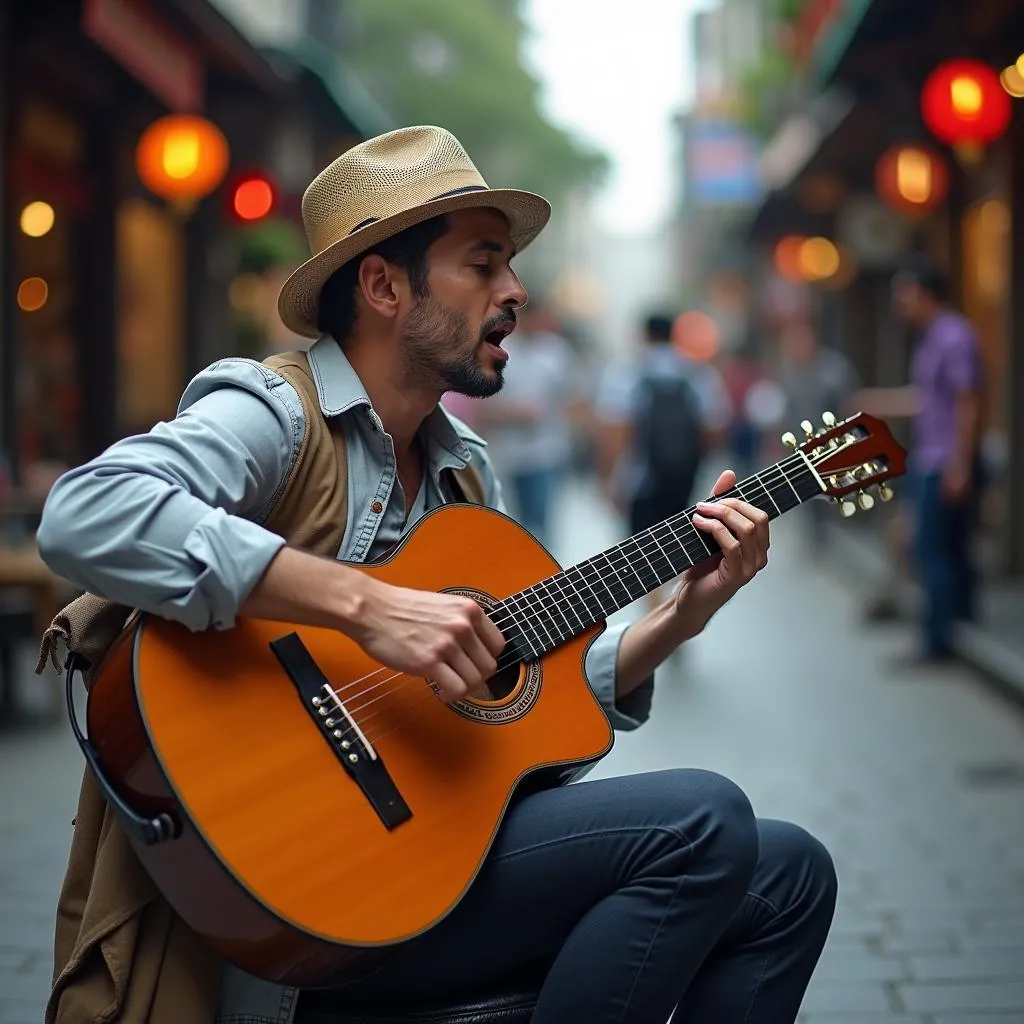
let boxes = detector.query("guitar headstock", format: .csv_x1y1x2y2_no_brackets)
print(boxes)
782,411,908,517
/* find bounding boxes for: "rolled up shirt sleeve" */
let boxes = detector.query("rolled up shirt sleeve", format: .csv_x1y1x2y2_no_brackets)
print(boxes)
473,445,654,731
36,359,304,632
584,622,654,730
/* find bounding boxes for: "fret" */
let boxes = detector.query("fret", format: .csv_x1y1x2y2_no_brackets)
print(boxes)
502,593,545,660
498,454,825,660
569,563,613,619
595,551,637,607
790,458,826,503
736,474,781,517
542,575,587,634
675,518,715,564
493,605,539,661
614,546,648,598
532,578,577,640
766,461,801,510
642,525,679,579
658,520,696,575
627,534,659,585
527,598,562,651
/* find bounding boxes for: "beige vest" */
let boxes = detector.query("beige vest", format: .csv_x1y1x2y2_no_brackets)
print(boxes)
37,351,485,1024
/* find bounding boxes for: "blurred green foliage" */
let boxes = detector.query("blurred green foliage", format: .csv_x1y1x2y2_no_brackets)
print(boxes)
234,218,308,275
339,0,609,201
736,0,805,140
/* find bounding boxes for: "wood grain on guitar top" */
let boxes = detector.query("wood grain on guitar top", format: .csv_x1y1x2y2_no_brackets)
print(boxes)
87,504,614,984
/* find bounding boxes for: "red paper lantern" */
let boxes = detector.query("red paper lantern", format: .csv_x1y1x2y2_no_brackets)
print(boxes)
135,115,230,204
921,59,1011,153
874,144,950,214
230,173,276,222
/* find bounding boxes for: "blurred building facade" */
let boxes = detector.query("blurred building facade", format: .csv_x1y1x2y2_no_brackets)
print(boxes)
0,0,385,491
671,0,768,310
728,0,1024,693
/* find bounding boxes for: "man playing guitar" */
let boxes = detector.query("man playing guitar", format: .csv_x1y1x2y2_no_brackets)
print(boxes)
38,127,836,1023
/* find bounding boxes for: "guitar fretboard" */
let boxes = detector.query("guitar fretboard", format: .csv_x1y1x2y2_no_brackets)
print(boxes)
491,453,822,659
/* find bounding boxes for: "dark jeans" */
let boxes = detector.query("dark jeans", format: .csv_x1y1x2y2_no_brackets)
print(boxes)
913,469,976,656
509,467,560,546
299,770,837,1023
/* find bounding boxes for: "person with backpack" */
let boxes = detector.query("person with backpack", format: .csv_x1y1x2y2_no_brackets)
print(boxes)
596,313,732,605
35,129,833,1024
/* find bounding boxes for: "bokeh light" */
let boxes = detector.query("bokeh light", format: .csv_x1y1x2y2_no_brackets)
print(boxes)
773,235,807,282
797,237,841,281
1000,64,1024,98
233,179,274,221
20,201,55,238
17,277,49,312
671,311,720,362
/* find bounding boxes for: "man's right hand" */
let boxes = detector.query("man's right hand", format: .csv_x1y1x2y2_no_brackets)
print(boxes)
349,579,507,704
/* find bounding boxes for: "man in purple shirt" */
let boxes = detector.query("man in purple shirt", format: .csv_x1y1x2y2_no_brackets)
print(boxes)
857,258,983,661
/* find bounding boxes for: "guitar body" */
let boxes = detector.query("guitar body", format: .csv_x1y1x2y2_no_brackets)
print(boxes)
87,504,614,986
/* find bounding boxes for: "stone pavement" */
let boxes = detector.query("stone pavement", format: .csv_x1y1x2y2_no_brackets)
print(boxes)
2,477,1024,1023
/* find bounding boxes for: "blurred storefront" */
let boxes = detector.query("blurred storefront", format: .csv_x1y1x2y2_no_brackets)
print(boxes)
0,0,384,494
746,0,1024,573
740,0,1024,698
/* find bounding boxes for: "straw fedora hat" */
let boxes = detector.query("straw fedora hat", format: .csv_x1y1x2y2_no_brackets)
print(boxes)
278,126,552,338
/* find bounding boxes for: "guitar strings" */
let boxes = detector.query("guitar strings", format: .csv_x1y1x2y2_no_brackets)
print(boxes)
487,454,810,653
317,456,819,751
334,449,880,751
305,454,811,719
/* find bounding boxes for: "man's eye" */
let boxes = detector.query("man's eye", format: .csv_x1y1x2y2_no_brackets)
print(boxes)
473,264,492,276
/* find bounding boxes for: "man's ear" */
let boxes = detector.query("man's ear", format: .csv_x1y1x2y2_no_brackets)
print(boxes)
357,254,404,322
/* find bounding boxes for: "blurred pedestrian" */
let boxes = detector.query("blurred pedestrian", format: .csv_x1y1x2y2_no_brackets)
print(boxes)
472,300,583,546
855,257,983,663
595,312,731,608
773,318,859,549
719,343,766,479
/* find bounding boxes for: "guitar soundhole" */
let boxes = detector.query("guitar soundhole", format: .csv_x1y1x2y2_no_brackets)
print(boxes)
470,661,523,704
441,586,543,723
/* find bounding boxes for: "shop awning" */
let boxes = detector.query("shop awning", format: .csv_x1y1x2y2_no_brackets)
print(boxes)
263,39,394,141
809,0,876,87
157,0,288,96
745,87,855,240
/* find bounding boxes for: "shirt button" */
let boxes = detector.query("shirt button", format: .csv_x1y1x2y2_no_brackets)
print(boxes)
371,500,384,514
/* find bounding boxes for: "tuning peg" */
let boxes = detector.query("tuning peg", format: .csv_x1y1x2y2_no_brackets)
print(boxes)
822,411,836,428
781,431,797,448
878,483,894,502
800,419,815,439
836,498,857,518
857,490,875,511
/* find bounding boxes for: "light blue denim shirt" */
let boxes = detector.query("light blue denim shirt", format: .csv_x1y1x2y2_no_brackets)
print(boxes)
37,337,653,1023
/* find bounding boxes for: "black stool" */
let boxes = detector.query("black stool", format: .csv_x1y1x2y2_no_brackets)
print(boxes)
295,962,546,1024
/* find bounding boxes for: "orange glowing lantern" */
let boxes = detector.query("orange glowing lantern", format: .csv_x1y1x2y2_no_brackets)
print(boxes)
921,59,1011,161
874,144,949,214
135,114,230,205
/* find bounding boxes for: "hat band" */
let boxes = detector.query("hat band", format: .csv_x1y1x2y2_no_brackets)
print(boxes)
346,184,489,236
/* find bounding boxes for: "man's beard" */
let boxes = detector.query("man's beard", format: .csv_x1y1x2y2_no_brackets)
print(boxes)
400,293,506,399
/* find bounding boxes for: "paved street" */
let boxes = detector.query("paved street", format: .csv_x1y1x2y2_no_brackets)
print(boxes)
3,477,1024,1023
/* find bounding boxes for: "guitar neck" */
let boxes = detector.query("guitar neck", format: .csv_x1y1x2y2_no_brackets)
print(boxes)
492,452,824,660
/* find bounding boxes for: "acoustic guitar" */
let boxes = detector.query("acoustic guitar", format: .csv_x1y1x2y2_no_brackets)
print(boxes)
71,411,905,986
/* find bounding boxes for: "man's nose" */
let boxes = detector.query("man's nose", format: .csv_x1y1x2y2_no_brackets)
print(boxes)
500,273,528,310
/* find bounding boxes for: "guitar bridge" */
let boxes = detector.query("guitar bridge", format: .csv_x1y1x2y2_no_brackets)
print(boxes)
270,633,413,830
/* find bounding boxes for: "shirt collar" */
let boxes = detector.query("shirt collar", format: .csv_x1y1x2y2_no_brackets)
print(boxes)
306,336,482,464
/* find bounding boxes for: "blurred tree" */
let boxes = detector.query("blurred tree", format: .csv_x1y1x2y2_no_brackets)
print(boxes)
338,0,608,201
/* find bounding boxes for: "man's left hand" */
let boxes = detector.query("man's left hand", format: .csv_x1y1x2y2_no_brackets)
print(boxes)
672,469,770,628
